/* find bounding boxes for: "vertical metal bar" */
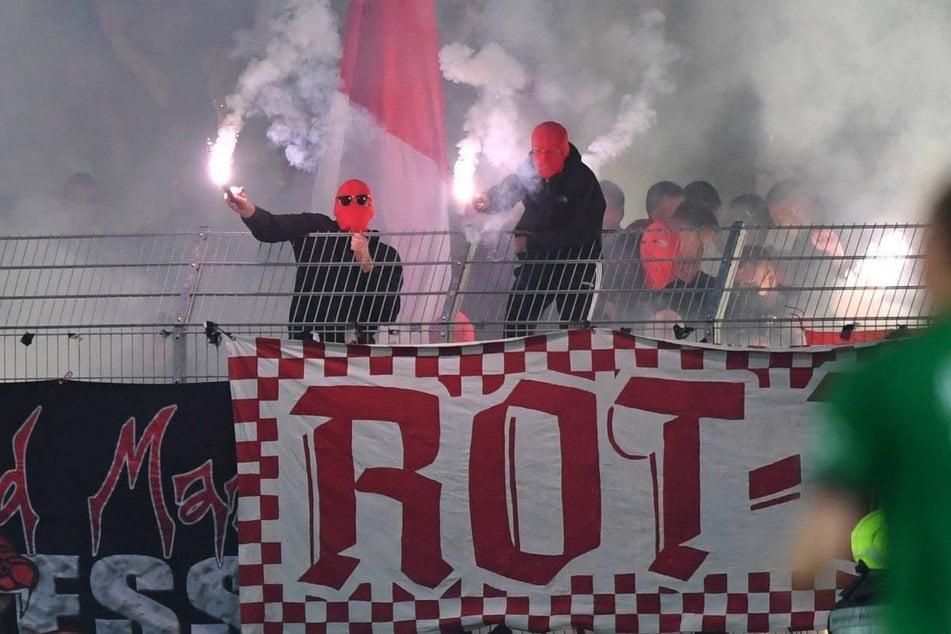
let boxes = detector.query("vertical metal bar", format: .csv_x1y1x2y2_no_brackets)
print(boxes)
443,238,479,341
707,221,747,345
172,326,186,383
172,228,210,383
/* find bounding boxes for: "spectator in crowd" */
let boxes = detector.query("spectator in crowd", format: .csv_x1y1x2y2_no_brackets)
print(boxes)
720,194,773,245
791,181,951,634
732,245,780,310
676,199,725,280
723,193,772,227
596,181,646,327
640,222,680,291
638,182,686,290
722,245,785,346
656,200,720,323
640,180,685,229
473,121,605,338
224,178,403,344
600,180,625,232
766,178,844,257
764,179,849,327
684,180,722,216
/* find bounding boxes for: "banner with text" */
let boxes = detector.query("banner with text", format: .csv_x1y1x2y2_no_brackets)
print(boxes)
0,380,240,634
227,330,850,633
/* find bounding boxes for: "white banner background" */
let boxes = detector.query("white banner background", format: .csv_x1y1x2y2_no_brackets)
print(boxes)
227,330,849,633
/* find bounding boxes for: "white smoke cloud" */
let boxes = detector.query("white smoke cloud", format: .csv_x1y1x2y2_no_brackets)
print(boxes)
216,0,341,172
440,1,680,216
658,0,951,223
583,10,680,172
2,0,948,238
440,41,530,203
731,1,951,222
438,0,951,227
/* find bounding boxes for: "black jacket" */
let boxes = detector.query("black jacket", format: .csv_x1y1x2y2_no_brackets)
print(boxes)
243,207,403,341
486,143,605,260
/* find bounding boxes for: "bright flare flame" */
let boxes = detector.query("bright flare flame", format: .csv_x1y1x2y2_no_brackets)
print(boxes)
452,158,475,205
835,230,914,319
850,230,911,288
451,137,481,207
208,127,238,186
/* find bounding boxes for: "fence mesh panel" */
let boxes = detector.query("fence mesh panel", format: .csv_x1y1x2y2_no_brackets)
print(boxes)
0,224,927,383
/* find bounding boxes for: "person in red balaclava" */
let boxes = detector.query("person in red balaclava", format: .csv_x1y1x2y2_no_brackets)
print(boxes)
224,179,403,344
472,121,606,337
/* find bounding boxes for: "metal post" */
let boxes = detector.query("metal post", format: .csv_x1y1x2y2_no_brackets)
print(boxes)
441,234,480,341
705,221,747,344
172,228,210,382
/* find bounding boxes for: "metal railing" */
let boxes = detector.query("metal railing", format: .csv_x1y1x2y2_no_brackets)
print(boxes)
0,223,929,382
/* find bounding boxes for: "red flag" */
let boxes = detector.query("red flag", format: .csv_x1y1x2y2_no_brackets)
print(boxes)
312,0,450,341
313,0,448,232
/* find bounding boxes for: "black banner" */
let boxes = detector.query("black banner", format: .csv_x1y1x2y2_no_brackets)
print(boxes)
0,380,239,633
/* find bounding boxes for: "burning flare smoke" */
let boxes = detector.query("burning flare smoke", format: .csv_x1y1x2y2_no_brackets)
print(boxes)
440,4,679,219
208,0,341,186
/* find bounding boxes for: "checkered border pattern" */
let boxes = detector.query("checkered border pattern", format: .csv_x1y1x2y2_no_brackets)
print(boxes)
227,330,846,632
232,329,848,400
228,572,836,633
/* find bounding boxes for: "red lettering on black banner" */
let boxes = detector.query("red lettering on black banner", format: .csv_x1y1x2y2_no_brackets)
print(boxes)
0,406,42,554
88,405,178,558
173,460,235,565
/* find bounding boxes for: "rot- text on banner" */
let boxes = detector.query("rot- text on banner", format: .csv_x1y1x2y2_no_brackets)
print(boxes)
226,330,852,633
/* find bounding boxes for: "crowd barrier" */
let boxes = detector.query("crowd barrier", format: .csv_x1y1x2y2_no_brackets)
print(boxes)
0,222,927,382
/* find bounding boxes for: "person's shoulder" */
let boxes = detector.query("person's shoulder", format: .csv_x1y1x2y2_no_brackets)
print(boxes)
569,158,599,184
300,212,338,233
559,145,595,179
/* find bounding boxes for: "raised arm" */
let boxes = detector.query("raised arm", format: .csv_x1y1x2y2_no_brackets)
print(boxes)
224,188,336,242
475,173,529,213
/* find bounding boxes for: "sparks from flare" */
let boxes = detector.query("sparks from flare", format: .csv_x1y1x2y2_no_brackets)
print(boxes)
208,126,239,188
451,137,481,208
834,229,917,319
452,159,475,205
848,230,911,289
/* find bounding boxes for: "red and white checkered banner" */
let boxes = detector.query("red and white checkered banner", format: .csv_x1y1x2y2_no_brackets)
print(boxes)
226,330,850,633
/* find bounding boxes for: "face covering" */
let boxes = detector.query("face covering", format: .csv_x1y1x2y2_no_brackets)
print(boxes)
333,178,375,233
530,121,569,179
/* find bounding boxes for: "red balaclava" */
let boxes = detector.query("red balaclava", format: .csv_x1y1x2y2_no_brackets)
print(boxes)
530,121,570,179
333,179,375,233
640,220,681,290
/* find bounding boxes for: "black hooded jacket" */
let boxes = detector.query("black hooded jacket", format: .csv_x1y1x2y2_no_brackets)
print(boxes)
485,143,605,260
243,207,403,340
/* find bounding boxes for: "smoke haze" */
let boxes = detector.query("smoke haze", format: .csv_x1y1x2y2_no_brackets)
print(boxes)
223,0,340,171
1,0,950,235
